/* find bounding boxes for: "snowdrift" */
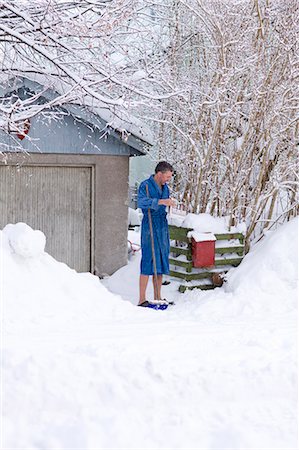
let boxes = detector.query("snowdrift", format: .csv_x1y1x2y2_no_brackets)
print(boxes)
1,220,297,449
2,222,134,336
162,217,298,322
227,217,298,296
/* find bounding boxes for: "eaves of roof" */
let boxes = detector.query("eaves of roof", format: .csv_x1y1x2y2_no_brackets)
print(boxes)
0,76,154,155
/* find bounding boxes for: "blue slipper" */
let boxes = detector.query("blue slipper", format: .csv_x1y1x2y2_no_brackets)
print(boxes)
138,301,168,310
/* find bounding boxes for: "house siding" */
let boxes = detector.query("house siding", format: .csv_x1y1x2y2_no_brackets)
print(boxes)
0,112,132,156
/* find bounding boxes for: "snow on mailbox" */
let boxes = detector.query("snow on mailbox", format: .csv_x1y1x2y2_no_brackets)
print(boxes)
188,231,216,268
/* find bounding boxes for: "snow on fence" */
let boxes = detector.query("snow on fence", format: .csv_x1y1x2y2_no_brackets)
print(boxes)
169,224,245,293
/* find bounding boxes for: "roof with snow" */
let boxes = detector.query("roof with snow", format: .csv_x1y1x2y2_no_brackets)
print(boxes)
0,75,153,156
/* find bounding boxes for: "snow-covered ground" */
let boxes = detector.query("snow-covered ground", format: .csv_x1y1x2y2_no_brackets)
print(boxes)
1,218,298,449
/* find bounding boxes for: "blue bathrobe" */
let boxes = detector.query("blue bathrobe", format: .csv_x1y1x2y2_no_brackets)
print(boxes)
137,175,170,275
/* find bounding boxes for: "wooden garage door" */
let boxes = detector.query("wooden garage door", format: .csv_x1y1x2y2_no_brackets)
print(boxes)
0,164,92,272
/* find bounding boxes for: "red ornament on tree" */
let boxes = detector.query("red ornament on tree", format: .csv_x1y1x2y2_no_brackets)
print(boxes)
16,119,31,140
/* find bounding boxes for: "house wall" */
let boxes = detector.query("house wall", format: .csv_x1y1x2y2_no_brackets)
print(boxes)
0,112,132,156
93,154,129,276
0,153,129,276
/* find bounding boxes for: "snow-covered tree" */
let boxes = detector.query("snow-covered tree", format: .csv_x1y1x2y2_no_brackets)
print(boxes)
1,0,297,246
152,0,298,247
0,0,175,148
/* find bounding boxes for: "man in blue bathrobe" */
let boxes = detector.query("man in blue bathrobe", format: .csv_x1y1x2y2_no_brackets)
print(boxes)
137,161,176,306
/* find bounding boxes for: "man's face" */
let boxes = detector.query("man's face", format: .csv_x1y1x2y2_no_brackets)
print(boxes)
157,170,173,185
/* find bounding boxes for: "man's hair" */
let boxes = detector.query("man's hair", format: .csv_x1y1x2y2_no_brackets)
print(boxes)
155,161,174,174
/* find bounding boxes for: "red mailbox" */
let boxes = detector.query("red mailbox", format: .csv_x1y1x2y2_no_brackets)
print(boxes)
191,232,216,268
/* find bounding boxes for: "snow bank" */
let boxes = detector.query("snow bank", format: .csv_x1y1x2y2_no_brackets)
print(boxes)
128,207,141,226
4,222,46,257
178,217,298,323
227,217,298,297
2,223,135,337
1,221,297,449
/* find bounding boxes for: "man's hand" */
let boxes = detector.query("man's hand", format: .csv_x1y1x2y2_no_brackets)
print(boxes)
158,198,176,207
